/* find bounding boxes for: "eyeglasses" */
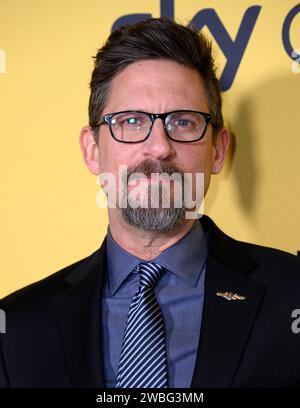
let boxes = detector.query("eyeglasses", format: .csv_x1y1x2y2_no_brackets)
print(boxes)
96,110,212,143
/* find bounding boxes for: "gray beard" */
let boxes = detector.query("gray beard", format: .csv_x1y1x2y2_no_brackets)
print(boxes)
119,159,186,232
121,205,186,232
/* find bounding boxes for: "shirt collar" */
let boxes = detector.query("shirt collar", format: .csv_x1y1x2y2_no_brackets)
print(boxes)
106,219,207,295
153,220,207,287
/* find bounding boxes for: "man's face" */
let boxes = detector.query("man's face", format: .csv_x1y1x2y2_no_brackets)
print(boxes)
80,59,228,231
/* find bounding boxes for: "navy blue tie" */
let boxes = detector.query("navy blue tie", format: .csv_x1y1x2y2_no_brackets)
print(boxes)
116,262,168,388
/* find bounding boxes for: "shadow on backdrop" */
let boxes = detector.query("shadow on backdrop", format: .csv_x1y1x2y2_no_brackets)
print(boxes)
206,70,300,234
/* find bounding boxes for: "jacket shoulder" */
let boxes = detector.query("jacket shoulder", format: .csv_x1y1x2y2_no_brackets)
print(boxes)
238,240,300,291
201,215,300,283
0,248,101,310
242,240,300,269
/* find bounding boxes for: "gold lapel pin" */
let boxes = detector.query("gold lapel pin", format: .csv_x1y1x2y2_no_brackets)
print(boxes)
216,291,246,301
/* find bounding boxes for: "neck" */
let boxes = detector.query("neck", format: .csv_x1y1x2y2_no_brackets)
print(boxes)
107,208,196,260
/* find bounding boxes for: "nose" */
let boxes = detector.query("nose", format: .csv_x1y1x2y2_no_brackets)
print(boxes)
141,118,176,161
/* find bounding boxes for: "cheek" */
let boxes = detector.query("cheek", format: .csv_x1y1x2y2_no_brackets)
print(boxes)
179,145,214,173
98,143,138,190
98,138,122,173
178,146,214,195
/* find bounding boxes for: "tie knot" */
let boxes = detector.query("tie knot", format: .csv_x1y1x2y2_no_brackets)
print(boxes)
136,262,165,289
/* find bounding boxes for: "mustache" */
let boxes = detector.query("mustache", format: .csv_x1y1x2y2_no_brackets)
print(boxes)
126,159,184,180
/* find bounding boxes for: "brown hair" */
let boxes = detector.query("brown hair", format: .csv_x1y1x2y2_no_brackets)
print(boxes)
89,17,223,139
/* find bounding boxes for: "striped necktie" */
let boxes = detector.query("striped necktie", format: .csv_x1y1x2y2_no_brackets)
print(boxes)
116,262,168,388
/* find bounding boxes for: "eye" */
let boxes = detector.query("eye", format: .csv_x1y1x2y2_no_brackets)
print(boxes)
113,113,148,128
125,117,140,125
169,115,196,129
175,118,193,127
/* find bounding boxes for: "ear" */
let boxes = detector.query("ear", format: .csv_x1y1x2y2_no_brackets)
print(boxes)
79,126,100,175
211,128,230,174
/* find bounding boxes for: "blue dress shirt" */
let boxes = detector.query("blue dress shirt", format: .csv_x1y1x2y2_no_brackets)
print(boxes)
101,220,207,388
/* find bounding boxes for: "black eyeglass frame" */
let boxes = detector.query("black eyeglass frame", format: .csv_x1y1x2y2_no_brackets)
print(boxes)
96,110,212,143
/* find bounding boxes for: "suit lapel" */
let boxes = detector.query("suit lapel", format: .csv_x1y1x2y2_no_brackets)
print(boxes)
52,240,107,387
191,216,266,387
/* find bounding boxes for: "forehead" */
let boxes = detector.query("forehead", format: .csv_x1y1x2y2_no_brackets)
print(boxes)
105,59,209,112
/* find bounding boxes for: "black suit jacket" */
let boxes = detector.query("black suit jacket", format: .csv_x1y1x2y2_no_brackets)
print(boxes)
1,216,300,387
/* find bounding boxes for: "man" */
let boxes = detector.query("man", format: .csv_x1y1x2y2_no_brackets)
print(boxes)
0,18,300,388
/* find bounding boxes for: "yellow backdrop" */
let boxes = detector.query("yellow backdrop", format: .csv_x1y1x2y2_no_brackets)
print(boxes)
1,0,299,297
